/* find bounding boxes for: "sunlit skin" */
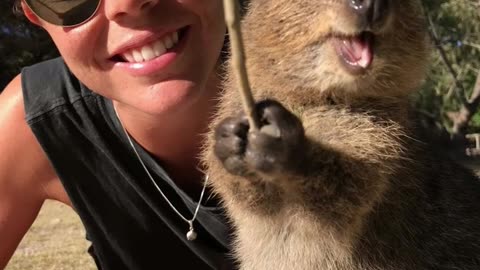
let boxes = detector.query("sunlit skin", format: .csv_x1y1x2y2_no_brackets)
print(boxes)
0,2,227,266
22,0,227,194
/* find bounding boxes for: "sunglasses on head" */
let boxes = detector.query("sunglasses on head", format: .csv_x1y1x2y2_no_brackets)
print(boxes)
24,0,102,27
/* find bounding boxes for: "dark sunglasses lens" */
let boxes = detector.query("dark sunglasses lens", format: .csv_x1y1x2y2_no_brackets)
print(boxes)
25,0,100,27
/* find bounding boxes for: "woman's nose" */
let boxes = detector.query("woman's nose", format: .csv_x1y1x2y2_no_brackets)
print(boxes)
103,0,159,23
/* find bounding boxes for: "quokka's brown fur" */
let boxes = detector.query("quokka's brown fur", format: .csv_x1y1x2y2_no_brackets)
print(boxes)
202,0,480,269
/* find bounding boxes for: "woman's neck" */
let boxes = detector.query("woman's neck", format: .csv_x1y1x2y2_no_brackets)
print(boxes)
113,75,221,196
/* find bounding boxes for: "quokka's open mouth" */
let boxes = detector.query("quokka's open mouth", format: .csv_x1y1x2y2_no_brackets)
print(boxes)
332,31,375,74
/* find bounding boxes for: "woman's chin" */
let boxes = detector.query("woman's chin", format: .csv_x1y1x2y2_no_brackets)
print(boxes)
132,81,209,116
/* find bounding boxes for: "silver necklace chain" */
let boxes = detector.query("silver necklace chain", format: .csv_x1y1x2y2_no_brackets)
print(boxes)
114,107,208,241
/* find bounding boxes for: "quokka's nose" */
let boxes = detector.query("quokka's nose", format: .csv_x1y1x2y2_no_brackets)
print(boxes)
348,0,392,28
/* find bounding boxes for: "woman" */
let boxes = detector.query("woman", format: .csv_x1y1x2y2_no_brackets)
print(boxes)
0,0,233,269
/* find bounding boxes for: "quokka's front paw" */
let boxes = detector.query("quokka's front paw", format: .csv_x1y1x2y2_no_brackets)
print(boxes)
214,99,306,177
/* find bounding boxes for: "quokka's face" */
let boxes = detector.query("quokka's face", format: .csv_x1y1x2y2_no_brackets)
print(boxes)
243,0,429,97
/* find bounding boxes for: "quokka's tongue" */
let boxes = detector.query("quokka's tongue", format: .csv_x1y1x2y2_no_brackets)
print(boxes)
339,34,374,69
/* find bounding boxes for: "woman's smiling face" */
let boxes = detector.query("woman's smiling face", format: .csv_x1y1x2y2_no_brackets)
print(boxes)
27,0,226,115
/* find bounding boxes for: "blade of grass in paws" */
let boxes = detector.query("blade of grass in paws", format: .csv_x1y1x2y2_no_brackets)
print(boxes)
223,0,260,131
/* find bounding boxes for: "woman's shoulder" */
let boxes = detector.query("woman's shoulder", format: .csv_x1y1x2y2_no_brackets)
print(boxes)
21,57,95,122
0,73,63,202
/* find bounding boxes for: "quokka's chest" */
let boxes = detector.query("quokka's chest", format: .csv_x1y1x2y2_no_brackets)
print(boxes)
233,213,359,270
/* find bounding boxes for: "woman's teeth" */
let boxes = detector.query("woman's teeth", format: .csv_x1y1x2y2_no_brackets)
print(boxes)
120,31,179,63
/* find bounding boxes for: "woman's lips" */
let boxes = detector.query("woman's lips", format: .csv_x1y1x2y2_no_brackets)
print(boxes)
110,26,191,77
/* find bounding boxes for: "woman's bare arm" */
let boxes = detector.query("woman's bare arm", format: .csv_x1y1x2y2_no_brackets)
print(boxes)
0,75,66,269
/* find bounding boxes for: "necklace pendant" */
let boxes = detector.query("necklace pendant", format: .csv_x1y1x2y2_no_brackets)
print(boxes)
116,107,208,243
186,228,197,241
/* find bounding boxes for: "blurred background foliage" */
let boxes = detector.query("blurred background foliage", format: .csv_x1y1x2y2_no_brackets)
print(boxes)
417,0,480,140
0,0,59,88
1,0,479,142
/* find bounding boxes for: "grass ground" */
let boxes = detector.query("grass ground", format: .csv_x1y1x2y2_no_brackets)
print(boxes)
5,200,96,270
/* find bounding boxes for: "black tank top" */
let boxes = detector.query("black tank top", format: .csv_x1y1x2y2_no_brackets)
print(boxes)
21,58,234,270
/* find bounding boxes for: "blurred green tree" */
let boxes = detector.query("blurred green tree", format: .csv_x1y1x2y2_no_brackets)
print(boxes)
417,0,480,139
